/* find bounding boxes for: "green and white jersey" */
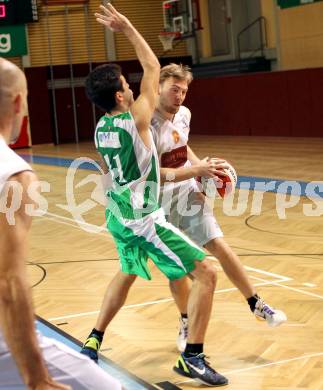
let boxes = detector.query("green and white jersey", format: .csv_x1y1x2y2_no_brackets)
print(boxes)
95,111,160,220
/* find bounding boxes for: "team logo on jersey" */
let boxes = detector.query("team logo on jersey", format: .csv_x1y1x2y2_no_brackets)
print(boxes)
172,130,180,144
98,132,121,148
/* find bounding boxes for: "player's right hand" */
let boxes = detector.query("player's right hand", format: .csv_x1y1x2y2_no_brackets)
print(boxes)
95,3,132,32
197,157,228,178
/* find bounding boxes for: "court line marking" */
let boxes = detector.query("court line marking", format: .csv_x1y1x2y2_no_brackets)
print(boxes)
303,282,316,287
175,352,323,384
41,211,109,238
41,211,292,282
247,275,323,300
40,210,323,318
207,255,291,281
48,280,280,322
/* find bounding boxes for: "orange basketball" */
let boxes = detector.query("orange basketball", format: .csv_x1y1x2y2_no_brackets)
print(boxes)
199,162,238,198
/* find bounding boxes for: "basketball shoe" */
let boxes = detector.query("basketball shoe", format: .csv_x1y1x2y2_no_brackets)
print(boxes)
80,334,101,363
254,298,287,327
174,353,228,386
176,316,188,352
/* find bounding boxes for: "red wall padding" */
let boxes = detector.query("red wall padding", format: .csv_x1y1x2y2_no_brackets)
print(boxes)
25,67,53,144
185,68,323,137
25,65,323,143
10,116,30,149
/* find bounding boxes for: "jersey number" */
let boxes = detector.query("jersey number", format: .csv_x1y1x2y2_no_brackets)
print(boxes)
104,154,126,183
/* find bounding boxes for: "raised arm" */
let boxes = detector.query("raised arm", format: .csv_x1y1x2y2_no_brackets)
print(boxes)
0,172,70,390
95,4,160,147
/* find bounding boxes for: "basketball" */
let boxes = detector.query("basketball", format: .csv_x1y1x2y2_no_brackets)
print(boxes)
199,162,238,198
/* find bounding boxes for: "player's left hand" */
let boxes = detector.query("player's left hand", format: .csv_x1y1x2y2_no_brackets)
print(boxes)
95,3,132,32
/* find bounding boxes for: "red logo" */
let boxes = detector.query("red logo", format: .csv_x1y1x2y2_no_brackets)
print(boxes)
172,130,180,144
0,5,6,18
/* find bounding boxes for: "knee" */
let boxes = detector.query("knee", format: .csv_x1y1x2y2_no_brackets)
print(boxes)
199,262,217,291
169,279,178,293
205,265,217,290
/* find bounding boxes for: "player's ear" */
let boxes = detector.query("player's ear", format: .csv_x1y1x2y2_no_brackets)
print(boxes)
115,91,123,104
13,93,22,115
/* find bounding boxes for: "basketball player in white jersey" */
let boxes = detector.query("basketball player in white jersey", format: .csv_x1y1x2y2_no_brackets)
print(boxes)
151,63,287,351
0,58,123,389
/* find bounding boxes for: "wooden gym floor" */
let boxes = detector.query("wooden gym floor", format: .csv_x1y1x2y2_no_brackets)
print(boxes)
20,136,323,390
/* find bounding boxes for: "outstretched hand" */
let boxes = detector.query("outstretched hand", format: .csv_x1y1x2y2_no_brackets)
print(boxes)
95,3,132,32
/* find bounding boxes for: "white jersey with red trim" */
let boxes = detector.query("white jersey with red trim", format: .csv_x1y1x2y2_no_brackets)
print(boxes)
151,106,223,245
151,105,198,195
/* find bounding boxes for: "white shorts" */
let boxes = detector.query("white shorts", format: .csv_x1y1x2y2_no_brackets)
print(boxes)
0,331,122,390
162,186,223,247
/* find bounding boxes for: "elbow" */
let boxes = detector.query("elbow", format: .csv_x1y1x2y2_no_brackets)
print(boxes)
149,57,160,68
145,60,160,71
0,273,26,306
0,278,12,306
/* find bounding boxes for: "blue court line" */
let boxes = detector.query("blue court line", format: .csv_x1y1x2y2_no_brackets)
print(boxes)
36,318,156,390
19,153,323,199
19,153,96,170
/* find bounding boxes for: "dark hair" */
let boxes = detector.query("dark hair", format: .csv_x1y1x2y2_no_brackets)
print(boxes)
85,63,124,113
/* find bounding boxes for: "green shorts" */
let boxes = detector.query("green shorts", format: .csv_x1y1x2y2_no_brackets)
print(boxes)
106,208,205,280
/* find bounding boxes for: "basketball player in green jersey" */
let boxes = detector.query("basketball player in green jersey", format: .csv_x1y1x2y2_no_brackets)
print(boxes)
81,4,228,386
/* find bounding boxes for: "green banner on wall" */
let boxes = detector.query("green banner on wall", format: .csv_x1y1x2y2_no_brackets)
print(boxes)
0,24,27,57
278,0,323,9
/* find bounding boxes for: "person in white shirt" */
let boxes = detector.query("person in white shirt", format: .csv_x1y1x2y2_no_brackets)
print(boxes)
0,58,122,390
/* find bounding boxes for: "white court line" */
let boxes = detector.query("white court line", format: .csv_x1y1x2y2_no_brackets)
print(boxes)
249,274,292,284
303,282,316,287
42,211,323,313
249,275,323,300
43,211,292,281
42,210,296,322
206,255,291,281
176,352,323,384
42,211,109,238
48,280,283,322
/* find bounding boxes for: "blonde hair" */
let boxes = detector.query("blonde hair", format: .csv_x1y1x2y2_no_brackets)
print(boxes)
160,63,193,85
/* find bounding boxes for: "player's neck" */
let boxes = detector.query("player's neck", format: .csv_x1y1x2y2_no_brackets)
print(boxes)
156,106,175,122
106,110,122,117
106,102,129,116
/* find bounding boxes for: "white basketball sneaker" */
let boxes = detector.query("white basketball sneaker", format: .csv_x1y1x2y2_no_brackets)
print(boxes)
176,316,188,352
254,298,287,327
